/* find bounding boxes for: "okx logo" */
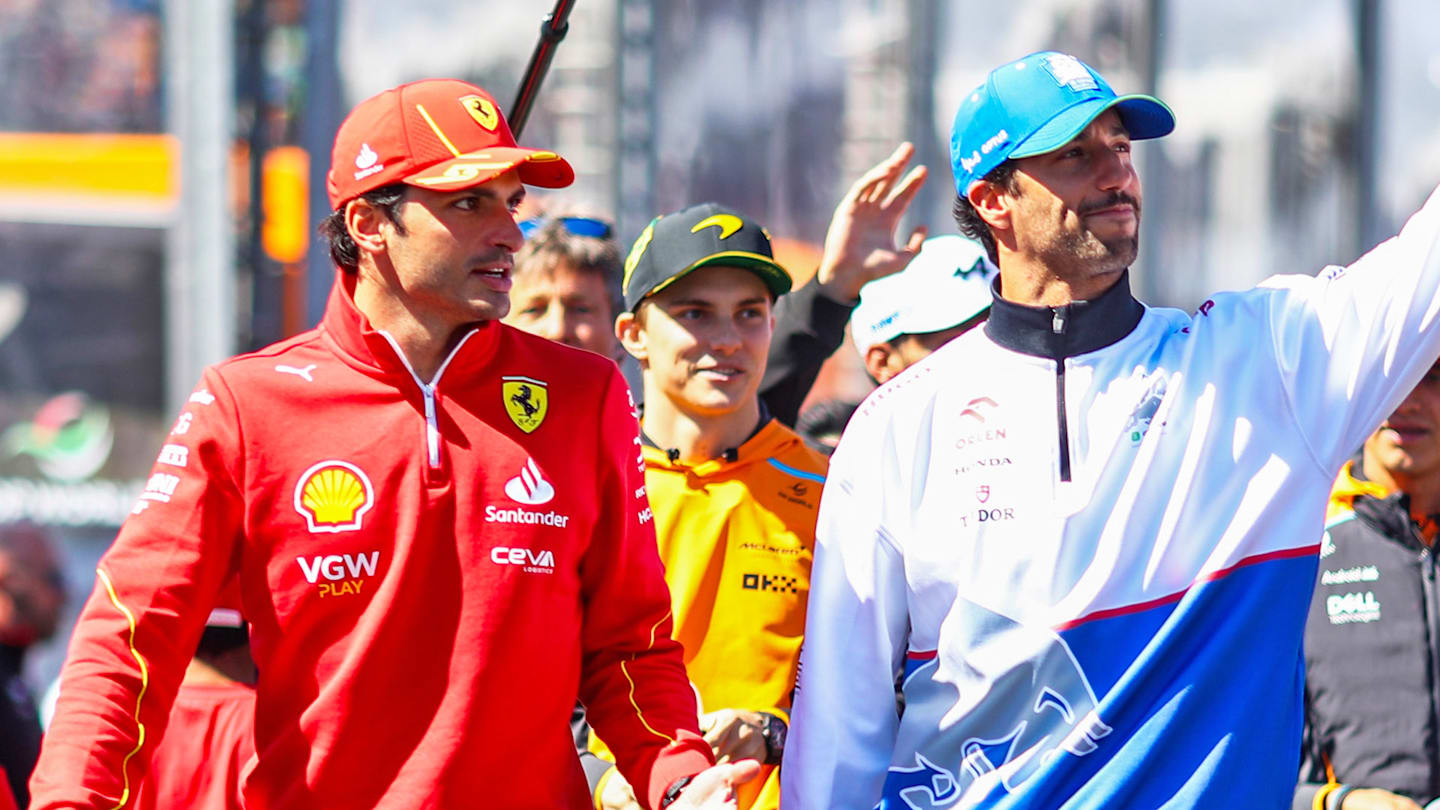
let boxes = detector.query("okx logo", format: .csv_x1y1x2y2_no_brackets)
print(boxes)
504,457,554,505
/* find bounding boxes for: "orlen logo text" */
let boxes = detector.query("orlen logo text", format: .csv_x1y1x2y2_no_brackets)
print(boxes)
490,546,556,575
296,551,379,598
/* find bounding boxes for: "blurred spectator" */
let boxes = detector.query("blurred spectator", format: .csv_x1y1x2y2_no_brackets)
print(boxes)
794,399,859,456
505,212,624,359
0,0,162,132
507,143,930,428
0,522,64,809
587,201,830,810
132,602,255,810
848,234,996,384
1298,361,1440,810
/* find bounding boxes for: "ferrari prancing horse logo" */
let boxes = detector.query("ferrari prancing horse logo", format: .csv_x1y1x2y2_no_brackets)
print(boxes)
502,376,548,433
461,95,499,131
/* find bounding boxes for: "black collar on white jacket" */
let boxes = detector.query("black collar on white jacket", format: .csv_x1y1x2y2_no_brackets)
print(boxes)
984,270,1145,360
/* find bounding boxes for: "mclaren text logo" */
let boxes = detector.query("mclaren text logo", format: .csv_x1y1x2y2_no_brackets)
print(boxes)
491,546,556,574
296,551,379,598
294,460,375,533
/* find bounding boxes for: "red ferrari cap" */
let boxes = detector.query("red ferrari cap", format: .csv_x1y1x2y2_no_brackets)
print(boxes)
326,78,574,209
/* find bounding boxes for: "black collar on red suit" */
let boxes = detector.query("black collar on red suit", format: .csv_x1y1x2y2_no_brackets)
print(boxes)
983,270,1144,360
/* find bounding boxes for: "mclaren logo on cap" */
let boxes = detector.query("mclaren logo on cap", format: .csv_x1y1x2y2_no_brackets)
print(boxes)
461,95,499,131
294,460,375,533
622,217,659,293
502,375,548,433
691,213,744,240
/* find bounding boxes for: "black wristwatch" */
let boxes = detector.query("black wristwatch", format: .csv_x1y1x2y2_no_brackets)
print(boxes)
659,775,694,809
759,712,787,765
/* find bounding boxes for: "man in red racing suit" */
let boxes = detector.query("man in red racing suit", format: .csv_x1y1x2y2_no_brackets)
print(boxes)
30,79,752,810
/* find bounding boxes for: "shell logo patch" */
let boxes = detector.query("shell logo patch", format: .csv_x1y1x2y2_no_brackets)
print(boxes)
294,460,375,533
502,376,548,433
461,95,499,131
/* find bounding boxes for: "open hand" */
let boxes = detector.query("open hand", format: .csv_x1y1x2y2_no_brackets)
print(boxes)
814,142,929,302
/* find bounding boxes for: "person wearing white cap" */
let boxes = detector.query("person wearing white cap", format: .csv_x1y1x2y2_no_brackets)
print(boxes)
849,234,997,384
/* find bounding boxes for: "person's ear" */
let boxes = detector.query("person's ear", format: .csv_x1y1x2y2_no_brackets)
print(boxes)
864,344,897,385
967,178,1014,234
345,198,394,258
616,307,648,363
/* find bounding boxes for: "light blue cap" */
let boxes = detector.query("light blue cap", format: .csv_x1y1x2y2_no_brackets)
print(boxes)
950,51,1175,194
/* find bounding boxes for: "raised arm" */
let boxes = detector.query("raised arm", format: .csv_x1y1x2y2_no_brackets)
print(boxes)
1263,184,1440,472
761,143,928,426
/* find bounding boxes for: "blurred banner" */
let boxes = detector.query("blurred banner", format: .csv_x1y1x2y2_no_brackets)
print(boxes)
0,1,169,536
0,224,164,528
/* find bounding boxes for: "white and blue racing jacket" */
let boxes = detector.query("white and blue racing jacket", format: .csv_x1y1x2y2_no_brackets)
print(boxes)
782,185,1440,810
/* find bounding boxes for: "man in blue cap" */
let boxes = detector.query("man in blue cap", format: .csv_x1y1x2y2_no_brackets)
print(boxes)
784,51,1440,809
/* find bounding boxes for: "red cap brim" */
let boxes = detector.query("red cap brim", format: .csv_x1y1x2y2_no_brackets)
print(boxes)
403,147,575,191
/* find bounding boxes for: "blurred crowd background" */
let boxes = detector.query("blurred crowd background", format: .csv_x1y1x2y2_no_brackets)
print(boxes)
0,0,1437,693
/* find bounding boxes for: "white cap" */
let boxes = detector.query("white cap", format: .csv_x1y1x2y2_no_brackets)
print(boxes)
850,234,997,357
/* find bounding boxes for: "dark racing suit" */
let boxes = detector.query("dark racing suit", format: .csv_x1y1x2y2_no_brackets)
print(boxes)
1297,460,1440,808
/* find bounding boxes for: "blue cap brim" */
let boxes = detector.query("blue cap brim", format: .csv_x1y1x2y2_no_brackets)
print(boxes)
1010,94,1175,159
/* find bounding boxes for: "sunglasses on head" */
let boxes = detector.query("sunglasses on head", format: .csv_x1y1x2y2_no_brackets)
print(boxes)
518,216,613,240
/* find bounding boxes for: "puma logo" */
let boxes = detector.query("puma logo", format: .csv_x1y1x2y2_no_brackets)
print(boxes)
276,364,317,382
